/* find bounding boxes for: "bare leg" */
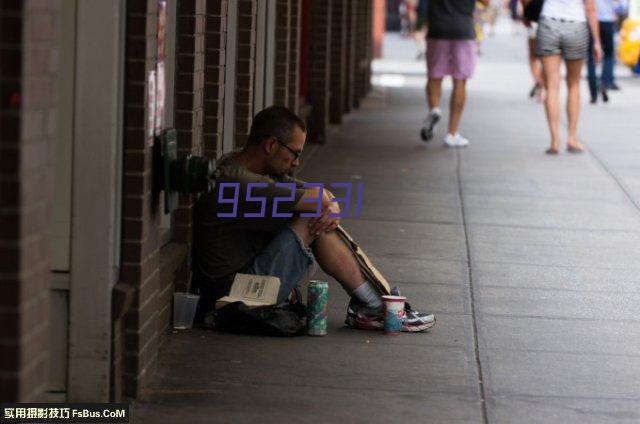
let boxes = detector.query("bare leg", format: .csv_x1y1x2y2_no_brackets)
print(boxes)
289,218,365,293
312,231,366,293
427,77,443,110
541,55,562,152
448,79,467,135
528,39,544,87
565,58,585,150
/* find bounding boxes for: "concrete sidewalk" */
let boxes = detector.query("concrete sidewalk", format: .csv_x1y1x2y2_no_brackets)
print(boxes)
132,26,640,424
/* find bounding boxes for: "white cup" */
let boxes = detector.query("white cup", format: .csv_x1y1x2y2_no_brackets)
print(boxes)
382,295,406,335
173,292,200,329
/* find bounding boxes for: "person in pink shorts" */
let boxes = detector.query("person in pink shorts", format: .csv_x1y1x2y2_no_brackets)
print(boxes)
421,0,489,147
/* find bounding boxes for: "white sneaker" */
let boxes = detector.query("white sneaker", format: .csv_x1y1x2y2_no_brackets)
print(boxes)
443,133,469,148
420,110,441,142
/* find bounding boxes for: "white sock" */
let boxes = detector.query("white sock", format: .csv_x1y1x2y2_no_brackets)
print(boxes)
352,282,383,309
430,107,441,116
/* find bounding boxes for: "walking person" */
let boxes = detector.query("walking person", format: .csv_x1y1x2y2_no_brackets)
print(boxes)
587,0,625,103
525,19,545,101
421,0,490,147
520,0,545,101
533,0,603,154
413,0,429,60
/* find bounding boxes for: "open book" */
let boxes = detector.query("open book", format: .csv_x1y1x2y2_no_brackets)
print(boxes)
215,273,281,309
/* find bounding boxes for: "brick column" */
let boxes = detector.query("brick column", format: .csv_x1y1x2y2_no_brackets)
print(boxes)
329,0,347,124
120,0,161,398
307,0,332,143
365,0,373,93
287,0,301,114
354,0,368,107
175,0,206,156
344,0,357,113
203,0,227,159
172,0,207,300
0,0,58,402
234,0,257,148
273,0,290,107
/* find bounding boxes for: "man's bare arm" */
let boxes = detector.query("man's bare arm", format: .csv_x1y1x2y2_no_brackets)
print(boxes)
293,186,332,212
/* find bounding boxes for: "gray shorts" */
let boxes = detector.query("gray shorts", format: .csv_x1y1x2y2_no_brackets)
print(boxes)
536,17,589,60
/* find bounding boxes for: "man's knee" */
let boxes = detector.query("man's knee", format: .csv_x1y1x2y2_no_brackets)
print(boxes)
289,217,317,247
452,79,467,88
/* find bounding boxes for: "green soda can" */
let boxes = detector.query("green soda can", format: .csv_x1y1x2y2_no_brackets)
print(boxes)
307,280,329,336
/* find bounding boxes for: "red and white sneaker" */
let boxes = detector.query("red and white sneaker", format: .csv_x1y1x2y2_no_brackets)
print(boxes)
345,294,436,332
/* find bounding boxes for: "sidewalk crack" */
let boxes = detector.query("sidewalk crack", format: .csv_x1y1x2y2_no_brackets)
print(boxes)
588,148,640,218
456,149,490,424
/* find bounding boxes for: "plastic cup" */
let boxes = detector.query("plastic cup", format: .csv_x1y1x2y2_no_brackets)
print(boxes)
173,292,200,330
382,295,406,335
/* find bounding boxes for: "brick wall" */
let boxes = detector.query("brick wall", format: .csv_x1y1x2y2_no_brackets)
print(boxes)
235,0,257,148
344,0,357,113
120,0,161,399
117,0,229,400
203,0,227,159
0,0,58,402
307,0,332,143
287,0,301,114
273,0,290,108
329,0,347,124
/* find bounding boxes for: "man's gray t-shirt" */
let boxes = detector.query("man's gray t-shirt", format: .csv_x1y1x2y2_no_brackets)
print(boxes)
427,0,476,40
194,153,306,284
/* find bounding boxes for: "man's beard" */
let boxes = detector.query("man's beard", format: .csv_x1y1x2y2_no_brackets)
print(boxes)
269,166,295,179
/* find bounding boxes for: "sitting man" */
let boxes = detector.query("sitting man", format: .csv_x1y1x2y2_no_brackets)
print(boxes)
193,106,434,332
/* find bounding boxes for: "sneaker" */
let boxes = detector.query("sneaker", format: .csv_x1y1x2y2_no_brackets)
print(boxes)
345,299,384,331
389,286,436,332
420,110,441,142
443,133,469,148
345,288,436,332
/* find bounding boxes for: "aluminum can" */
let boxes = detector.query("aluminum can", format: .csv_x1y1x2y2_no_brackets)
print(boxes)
307,280,328,336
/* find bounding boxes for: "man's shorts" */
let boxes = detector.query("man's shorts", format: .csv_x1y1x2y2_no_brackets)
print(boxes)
240,226,316,304
426,39,477,80
536,17,589,60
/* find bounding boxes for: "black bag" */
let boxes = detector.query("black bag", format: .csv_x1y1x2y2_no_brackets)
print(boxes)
524,0,544,22
212,301,307,337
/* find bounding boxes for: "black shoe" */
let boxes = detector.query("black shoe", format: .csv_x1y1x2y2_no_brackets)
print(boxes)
607,83,621,91
601,88,609,103
420,111,440,142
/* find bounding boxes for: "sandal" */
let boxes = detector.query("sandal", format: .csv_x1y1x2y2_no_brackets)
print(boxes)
545,147,559,155
529,83,540,98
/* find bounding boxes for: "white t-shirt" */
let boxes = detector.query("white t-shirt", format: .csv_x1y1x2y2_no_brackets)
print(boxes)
540,0,587,22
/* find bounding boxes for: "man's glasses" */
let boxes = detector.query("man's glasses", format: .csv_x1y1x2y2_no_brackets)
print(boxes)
273,136,302,162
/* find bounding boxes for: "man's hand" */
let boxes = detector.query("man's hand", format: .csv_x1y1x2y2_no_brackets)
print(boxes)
593,41,604,63
309,196,341,236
